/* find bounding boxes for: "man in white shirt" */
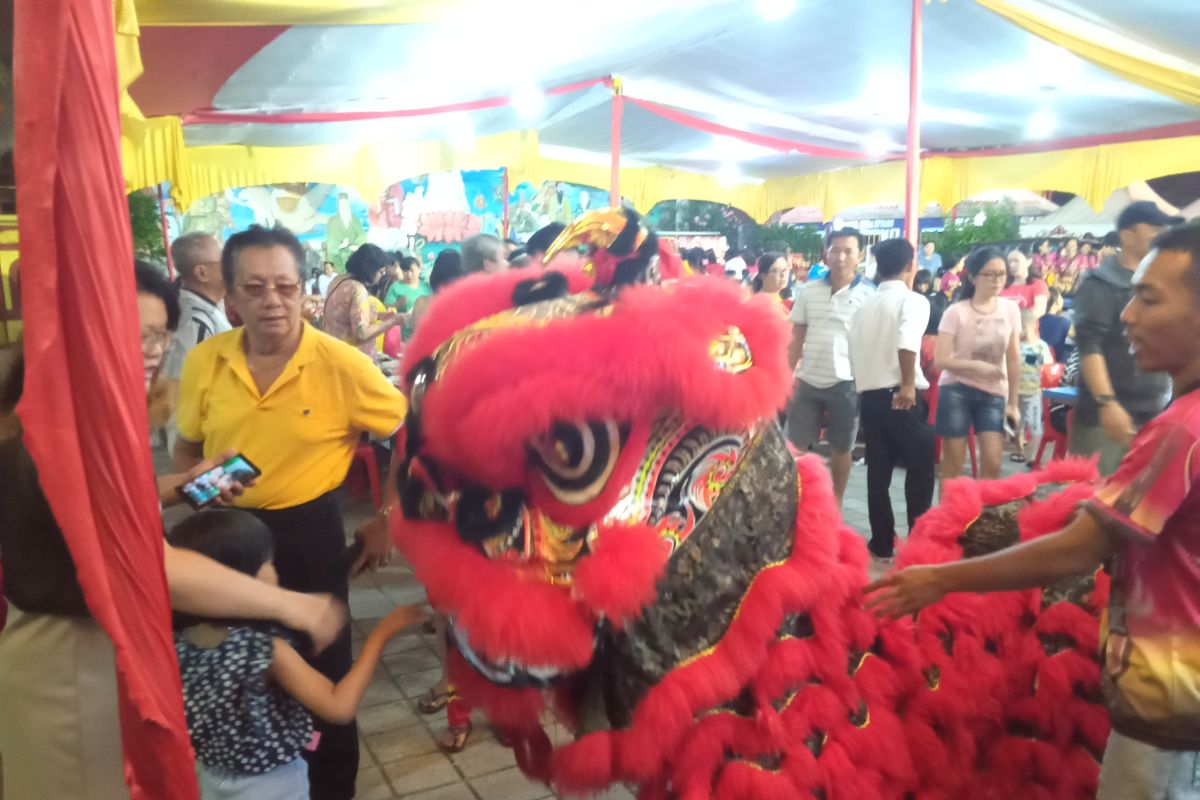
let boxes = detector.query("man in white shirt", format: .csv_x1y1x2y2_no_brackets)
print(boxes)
848,238,934,561
787,228,875,507
313,260,336,297
162,232,231,448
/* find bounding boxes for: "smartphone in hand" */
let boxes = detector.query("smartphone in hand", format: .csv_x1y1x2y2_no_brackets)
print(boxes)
176,454,261,510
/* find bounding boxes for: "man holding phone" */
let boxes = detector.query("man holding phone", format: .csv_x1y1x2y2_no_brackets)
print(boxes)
174,225,406,800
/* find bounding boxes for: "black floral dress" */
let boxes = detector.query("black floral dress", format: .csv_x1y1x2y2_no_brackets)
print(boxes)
176,625,313,774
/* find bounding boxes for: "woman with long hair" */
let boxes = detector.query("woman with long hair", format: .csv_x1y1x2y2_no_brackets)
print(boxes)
933,246,1022,483
322,243,403,357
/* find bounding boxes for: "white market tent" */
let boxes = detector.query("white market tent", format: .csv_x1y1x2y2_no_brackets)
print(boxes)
1019,182,1182,237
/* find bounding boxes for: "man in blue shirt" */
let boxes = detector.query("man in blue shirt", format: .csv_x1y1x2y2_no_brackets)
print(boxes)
917,241,942,272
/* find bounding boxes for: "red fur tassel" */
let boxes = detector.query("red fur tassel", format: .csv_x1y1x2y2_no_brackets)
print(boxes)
394,520,596,669
445,648,545,730
571,524,667,629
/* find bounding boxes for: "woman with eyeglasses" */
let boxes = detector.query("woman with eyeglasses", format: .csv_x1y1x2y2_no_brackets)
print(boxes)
752,251,792,312
933,246,1022,484
172,226,407,799
322,243,403,358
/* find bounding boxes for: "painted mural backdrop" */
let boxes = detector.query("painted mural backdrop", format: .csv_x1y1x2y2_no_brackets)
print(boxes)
371,169,505,269
177,183,371,273
168,172,608,276
507,180,607,242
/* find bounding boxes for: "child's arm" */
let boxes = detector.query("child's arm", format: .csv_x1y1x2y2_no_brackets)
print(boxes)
268,603,428,724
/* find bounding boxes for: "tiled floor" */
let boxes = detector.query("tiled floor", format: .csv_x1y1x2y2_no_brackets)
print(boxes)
345,453,1028,799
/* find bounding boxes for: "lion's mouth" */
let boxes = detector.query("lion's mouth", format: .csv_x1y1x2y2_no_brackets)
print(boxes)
448,618,577,689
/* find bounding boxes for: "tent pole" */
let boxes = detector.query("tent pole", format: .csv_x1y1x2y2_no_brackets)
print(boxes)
610,76,623,207
502,166,510,240
157,185,174,279
903,0,924,245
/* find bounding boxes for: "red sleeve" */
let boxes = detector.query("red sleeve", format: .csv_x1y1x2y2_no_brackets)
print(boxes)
1086,421,1200,544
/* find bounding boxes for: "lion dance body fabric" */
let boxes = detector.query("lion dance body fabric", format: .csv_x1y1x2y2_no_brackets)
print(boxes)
393,208,1110,799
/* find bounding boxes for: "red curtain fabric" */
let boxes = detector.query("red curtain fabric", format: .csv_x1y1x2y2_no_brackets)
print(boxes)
13,1,198,798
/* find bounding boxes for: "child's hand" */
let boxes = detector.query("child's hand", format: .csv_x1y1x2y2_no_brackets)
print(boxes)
374,604,431,639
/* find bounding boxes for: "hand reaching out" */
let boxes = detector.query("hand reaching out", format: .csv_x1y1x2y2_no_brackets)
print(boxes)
863,565,947,619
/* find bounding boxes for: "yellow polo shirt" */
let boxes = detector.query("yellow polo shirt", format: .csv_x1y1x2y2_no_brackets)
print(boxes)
176,322,406,510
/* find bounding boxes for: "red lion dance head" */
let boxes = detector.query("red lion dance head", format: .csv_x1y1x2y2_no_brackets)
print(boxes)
394,207,1110,798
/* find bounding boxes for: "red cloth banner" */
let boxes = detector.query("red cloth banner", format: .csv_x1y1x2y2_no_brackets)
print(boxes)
622,95,872,161
183,76,607,125
13,1,198,798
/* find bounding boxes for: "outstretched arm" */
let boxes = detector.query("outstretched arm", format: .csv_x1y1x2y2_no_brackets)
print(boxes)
164,545,347,652
269,604,428,724
863,510,1113,618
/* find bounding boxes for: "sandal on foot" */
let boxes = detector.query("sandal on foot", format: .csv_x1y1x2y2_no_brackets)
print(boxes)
1009,453,1026,463
416,687,451,714
438,722,472,753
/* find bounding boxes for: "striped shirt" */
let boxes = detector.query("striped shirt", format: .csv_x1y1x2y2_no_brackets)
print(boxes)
790,276,876,388
164,288,231,381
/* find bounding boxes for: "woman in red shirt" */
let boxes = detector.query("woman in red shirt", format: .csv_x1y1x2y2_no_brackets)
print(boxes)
1001,249,1050,316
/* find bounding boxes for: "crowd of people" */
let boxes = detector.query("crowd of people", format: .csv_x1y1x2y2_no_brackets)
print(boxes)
1,201,1198,800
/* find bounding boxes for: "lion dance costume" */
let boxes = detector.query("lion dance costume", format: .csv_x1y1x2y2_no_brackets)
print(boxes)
393,208,1110,799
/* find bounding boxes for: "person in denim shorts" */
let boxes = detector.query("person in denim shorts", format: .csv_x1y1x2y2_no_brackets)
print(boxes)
933,246,1022,484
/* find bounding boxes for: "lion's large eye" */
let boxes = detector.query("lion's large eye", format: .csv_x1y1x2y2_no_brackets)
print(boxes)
530,420,623,505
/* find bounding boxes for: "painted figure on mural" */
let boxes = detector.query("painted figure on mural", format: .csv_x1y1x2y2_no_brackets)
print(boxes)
181,193,234,239
324,192,368,271
510,190,539,241
242,183,334,235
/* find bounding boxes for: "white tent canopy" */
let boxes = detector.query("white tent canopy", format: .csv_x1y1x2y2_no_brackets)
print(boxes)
134,0,1200,182
1019,182,1181,237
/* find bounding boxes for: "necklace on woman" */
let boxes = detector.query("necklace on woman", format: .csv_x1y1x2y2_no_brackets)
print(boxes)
970,297,997,314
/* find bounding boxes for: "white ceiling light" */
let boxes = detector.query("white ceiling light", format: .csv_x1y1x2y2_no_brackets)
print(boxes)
1027,109,1056,140
755,0,796,22
513,84,545,120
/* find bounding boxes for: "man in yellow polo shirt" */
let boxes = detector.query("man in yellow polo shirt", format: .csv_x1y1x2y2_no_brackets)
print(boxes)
174,225,405,800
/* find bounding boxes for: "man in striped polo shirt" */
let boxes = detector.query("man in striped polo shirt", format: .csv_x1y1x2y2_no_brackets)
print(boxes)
164,232,232,449
786,228,875,507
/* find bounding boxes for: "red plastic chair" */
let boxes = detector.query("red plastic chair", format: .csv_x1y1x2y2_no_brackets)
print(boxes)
1032,363,1069,469
346,440,382,509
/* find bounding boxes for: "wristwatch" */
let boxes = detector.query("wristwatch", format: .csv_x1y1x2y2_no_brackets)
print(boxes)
1094,394,1118,406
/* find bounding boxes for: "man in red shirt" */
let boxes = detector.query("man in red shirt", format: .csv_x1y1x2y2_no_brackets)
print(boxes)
866,223,1200,798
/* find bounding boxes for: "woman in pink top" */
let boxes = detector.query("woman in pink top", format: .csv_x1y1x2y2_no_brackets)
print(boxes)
1000,249,1050,316
933,246,1022,485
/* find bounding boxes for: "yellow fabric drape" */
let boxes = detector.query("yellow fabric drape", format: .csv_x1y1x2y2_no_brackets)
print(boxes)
122,116,1200,224
114,0,146,147
132,0,725,26
133,0,465,26
918,135,1200,215
977,0,1200,105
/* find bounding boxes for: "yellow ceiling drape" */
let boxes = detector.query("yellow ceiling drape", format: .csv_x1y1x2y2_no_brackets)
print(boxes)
123,118,1200,223
132,0,465,26
114,0,146,147
976,0,1200,105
